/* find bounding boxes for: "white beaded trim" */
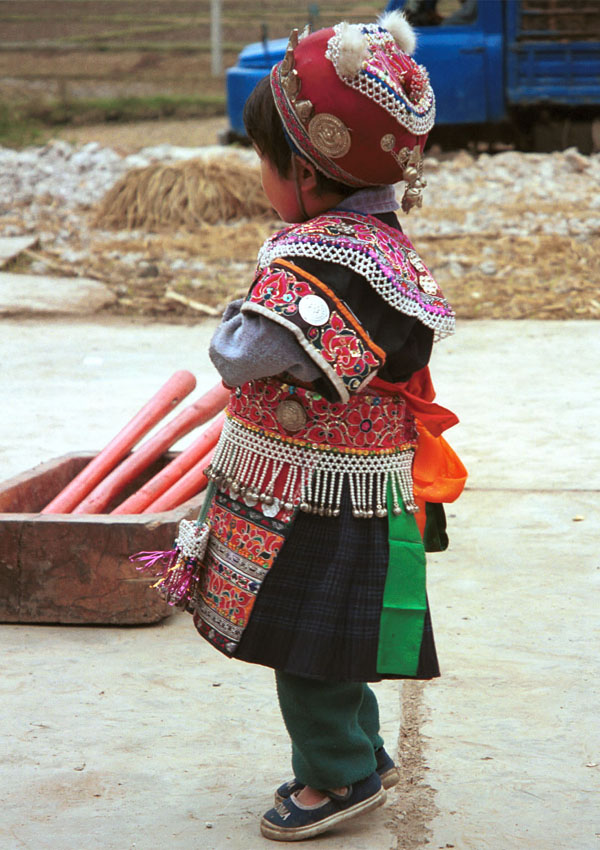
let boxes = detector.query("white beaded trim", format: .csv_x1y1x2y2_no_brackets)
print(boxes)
175,519,209,561
207,415,418,518
257,237,454,341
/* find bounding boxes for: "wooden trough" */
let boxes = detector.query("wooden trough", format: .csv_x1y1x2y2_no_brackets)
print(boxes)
0,452,203,626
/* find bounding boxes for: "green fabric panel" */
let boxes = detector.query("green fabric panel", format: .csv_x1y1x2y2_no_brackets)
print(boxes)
391,504,424,544
376,609,425,675
386,541,427,608
376,485,428,676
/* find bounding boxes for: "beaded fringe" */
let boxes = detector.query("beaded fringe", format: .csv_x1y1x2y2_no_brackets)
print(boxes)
205,416,418,518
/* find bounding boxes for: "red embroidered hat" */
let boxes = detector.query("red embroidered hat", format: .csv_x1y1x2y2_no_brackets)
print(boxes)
270,12,435,211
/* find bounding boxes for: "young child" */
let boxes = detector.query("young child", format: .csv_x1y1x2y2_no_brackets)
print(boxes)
149,11,465,841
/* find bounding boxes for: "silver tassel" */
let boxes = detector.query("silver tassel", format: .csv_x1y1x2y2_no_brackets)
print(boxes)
205,415,419,518
390,470,403,516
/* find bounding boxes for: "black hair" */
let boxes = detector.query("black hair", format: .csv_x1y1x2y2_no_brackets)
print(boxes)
243,75,356,198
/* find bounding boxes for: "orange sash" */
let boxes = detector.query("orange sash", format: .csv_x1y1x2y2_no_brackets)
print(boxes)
371,367,467,537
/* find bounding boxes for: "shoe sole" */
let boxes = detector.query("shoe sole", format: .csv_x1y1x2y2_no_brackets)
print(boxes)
274,768,399,805
380,766,400,790
260,788,387,841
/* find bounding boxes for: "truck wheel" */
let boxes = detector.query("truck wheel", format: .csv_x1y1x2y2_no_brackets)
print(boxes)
534,118,596,155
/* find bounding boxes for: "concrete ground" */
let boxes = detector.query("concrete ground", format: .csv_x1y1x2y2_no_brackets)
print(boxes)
1,318,599,850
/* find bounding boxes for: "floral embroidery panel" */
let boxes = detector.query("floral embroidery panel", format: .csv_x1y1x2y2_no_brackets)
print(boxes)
191,490,293,657
246,260,385,398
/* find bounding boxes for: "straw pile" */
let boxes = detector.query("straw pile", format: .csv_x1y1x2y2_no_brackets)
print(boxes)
93,156,273,230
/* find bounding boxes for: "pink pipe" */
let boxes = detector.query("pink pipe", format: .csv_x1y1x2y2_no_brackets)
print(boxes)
143,447,217,513
111,412,224,514
73,383,229,514
42,370,197,514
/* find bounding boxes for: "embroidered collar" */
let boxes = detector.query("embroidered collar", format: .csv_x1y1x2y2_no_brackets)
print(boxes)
257,211,455,340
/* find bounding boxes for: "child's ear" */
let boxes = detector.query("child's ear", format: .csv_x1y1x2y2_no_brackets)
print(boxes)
294,156,318,192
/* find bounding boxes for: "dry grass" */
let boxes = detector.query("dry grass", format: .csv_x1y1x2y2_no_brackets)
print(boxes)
425,232,600,320
15,201,600,322
18,183,598,323
411,199,600,320
93,157,272,229
6,119,599,323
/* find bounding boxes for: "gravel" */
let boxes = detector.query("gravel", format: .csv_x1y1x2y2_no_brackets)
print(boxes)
0,139,599,320
0,140,258,210
1,139,598,234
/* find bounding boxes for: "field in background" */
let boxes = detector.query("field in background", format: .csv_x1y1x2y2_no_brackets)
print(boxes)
0,1,467,144
2,2,598,325
0,1,392,142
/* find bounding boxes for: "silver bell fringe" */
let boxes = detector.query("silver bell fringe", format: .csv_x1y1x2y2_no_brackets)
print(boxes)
205,416,418,518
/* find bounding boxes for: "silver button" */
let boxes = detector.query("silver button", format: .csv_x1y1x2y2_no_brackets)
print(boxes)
276,399,307,432
298,294,330,326
262,497,281,518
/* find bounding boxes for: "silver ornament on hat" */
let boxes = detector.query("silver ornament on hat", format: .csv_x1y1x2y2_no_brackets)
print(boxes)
399,146,427,213
308,113,352,159
279,28,315,127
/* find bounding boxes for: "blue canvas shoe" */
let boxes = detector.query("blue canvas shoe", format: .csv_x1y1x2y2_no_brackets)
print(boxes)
261,772,386,841
274,746,399,804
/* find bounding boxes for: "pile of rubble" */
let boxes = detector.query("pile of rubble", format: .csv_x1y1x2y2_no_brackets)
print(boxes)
0,139,599,320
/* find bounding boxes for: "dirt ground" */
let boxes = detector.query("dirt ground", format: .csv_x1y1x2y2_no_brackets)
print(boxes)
4,1,598,323
0,0,470,106
0,1,386,103
388,682,438,850
55,116,229,151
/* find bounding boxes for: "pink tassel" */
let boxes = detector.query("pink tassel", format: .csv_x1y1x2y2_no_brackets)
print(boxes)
130,549,178,576
131,548,201,610
158,558,199,609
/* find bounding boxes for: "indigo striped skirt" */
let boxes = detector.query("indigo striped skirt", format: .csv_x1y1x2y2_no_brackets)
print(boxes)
231,488,441,682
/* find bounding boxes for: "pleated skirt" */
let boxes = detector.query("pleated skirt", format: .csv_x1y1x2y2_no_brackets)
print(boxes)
229,488,440,682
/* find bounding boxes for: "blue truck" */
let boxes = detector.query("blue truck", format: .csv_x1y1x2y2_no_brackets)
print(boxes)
224,0,600,152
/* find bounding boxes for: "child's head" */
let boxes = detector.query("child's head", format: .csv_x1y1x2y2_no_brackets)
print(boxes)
244,77,356,221
244,77,355,194
245,12,435,216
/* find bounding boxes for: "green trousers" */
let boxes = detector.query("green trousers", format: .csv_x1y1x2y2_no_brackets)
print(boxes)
275,670,385,790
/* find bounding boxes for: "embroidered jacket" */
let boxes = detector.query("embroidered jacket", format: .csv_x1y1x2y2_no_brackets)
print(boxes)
240,210,454,402
202,209,455,521
146,200,462,665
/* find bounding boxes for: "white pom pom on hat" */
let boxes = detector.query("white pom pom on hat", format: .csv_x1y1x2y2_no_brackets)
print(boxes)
271,10,434,189
378,10,417,56
335,22,369,77
334,12,416,78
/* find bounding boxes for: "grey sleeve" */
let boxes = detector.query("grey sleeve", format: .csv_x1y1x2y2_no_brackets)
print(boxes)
208,299,322,387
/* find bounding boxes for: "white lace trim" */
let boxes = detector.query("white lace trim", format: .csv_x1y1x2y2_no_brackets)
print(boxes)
208,415,418,517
